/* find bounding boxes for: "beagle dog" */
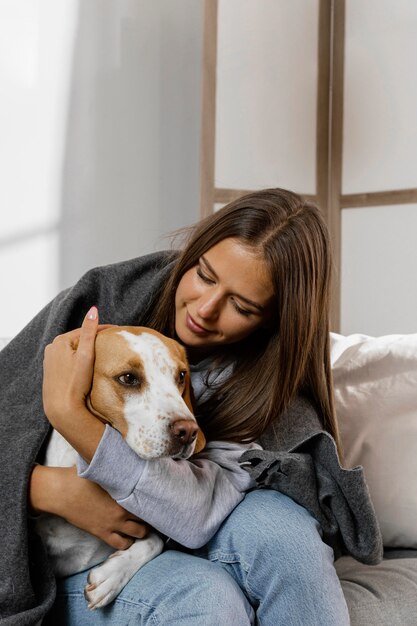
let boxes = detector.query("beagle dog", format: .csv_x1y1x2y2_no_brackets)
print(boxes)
36,326,205,609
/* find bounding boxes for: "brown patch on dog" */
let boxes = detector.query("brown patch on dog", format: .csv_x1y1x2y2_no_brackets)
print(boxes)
163,335,206,453
89,328,149,439
89,326,206,451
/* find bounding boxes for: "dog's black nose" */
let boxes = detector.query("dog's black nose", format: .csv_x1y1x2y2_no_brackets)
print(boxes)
170,419,198,445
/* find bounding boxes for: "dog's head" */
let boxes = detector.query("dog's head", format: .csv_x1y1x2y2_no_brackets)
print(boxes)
86,326,205,460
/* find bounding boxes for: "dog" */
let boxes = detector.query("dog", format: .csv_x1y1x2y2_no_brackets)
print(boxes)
36,326,205,609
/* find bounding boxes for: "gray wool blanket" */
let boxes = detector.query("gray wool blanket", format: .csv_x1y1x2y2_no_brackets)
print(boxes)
0,250,382,625
0,251,175,625
242,395,383,565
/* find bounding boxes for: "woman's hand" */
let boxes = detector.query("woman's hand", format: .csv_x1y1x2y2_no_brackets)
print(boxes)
30,465,149,550
43,306,105,426
42,306,113,461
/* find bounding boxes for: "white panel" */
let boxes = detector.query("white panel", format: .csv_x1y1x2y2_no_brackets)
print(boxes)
343,0,417,193
0,0,202,326
341,205,417,336
0,232,59,338
0,0,78,240
216,0,318,194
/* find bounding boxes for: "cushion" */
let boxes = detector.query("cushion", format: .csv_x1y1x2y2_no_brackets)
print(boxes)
335,554,417,626
330,332,417,548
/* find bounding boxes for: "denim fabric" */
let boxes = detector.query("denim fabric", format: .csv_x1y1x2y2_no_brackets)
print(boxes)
45,551,253,626
46,490,349,625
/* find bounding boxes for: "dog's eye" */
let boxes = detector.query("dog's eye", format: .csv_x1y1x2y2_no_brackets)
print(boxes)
178,370,186,385
118,373,140,386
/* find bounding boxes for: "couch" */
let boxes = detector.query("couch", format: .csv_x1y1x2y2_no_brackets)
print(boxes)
330,332,417,625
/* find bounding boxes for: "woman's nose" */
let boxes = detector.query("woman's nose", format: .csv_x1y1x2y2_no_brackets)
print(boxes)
196,293,220,319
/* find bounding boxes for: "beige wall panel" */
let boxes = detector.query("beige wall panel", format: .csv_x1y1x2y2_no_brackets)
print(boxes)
215,0,318,194
341,204,417,335
343,0,417,193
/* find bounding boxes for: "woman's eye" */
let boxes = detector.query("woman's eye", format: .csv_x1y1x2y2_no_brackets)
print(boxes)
178,370,186,385
196,268,214,284
118,373,140,386
232,300,253,317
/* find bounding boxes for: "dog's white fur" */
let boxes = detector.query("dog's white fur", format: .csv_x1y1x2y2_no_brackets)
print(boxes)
37,327,203,609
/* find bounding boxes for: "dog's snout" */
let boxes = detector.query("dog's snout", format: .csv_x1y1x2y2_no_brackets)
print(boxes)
170,419,198,445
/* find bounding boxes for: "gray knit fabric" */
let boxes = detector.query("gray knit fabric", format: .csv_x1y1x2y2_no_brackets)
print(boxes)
0,251,175,625
240,394,383,565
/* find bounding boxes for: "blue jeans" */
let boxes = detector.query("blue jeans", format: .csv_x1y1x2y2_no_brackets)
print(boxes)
45,490,350,625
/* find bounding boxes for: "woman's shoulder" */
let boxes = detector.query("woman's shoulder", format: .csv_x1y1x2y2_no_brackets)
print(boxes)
59,250,179,328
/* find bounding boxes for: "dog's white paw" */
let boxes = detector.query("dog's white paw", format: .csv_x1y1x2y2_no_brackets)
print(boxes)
84,553,132,609
84,534,164,609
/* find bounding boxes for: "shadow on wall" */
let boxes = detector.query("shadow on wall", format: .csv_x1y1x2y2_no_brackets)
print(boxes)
59,0,203,290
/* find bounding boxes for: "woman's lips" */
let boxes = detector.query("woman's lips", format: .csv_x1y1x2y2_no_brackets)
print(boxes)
186,312,212,335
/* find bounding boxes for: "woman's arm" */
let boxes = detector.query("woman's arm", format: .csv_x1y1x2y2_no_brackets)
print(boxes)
37,308,154,548
76,426,260,549
28,464,149,550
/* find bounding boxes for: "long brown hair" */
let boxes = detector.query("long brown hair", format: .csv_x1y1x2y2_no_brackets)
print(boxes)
145,188,343,460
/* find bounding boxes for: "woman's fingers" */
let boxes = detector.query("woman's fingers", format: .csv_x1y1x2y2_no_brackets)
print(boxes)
121,519,150,540
50,322,116,345
102,521,149,550
76,305,99,355
107,533,135,551
105,521,149,550
43,307,101,423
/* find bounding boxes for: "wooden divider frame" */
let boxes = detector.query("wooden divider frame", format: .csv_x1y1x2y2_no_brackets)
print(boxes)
199,0,417,332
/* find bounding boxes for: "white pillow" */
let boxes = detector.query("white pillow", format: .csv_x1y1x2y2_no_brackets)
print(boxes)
330,332,417,548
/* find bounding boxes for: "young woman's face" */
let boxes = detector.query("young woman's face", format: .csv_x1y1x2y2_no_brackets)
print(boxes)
175,238,275,352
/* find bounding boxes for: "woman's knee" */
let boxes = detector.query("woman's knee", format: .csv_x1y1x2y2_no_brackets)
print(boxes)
201,490,348,625
215,489,321,540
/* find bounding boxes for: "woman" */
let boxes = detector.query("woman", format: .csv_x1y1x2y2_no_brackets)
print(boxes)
4,189,355,624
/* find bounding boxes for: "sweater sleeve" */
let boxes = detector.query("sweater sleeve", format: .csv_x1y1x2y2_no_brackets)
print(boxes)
77,425,261,549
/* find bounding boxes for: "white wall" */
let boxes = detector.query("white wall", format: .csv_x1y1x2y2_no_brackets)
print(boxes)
215,0,417,336
0,0,203,337
340,0,417,335
216,0,318,195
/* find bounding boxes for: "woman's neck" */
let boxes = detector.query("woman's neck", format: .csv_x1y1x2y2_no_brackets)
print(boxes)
185,344,235,366
185,346,217,365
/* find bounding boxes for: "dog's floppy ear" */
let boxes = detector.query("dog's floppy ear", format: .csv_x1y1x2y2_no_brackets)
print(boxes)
86,395,116,428
194,428,206,454
183,373,206,453
183,372,194,413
